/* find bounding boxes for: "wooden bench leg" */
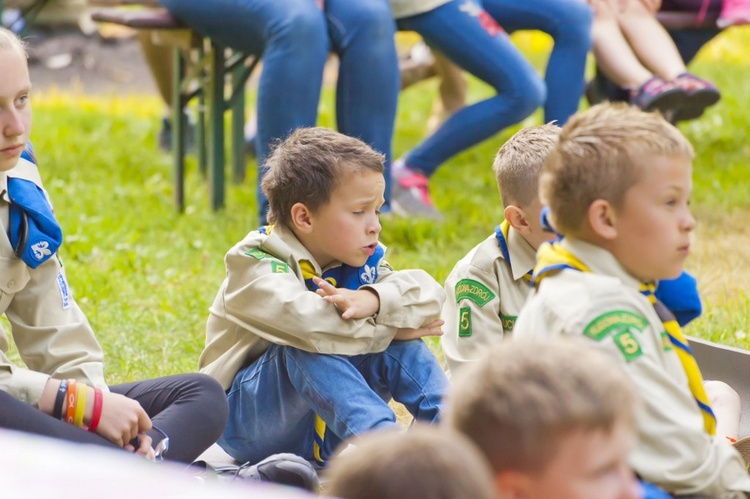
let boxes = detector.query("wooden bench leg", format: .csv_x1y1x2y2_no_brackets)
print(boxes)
231,65,246,185
172,47,186,212
208,40,225,211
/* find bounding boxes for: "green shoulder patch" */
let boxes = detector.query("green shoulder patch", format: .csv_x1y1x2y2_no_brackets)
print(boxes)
455,279,496,307
245,248,274,260
500,314,517,333
612,330,643,362
458,307,472,337
584,311,649,341
271,261,290,274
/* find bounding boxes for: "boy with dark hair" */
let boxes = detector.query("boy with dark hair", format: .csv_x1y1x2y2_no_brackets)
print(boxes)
200,127,447,467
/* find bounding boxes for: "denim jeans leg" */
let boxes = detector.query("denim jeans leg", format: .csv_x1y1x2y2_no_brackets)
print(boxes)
350,340,448,423
397,0,545,176
326,0,400,210
221,344,401,464
483,0,593,124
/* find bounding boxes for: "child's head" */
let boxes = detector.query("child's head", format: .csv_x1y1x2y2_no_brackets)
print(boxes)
261,127,385,268
541,103,696,281
493,124,560,250
448,339,640,499
0,27,31,172
325,426,495,499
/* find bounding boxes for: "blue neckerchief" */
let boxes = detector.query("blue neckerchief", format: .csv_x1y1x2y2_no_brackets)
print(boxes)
654,272,702,327
302,245,385,292
6,144,63,268
494,220,532,282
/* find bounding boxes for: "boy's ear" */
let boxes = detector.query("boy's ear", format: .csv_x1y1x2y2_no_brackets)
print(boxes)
290,202,314,233
504,205,531,236
495,470,533,499
588,199,617,240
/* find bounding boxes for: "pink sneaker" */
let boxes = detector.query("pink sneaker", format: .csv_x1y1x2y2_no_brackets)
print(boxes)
718,0,750,27
391,160,442,219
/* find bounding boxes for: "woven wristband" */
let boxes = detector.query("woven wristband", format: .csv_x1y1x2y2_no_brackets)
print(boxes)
65,379,77,425
88,388,103,433
73,383,87,428
52,379,68,420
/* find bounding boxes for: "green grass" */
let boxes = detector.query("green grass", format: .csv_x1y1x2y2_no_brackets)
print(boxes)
6,28,749,383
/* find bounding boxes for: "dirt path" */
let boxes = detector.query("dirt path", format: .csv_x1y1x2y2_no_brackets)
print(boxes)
26,27,157,95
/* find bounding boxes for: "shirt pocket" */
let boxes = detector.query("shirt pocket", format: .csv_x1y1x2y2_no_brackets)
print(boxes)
0,257,31,303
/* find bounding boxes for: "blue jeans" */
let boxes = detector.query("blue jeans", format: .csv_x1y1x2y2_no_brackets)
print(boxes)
158,0,399,222
482,0,593,124
219,340,448,465
397,0,546,177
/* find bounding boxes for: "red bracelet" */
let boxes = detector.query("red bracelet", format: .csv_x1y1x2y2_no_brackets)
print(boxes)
88,388,103,433
65,379,77,424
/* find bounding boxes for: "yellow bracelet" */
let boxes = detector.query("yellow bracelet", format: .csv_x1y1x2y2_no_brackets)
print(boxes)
73,383,87,428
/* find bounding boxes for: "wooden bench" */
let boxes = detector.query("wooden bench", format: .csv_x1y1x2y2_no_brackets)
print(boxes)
89,3,259,212
689,336,750,438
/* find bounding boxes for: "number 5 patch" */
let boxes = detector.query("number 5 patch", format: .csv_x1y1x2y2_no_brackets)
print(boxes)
459,307,472,337
613,330,643,362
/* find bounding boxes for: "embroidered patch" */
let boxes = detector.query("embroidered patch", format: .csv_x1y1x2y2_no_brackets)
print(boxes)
271,261,289,274
459,307,472,337
584,311,649,341
455,279,495,307
613,330,643,362
379,261,394,271
57,271,70,310
500,314,516,333
245,248,273,260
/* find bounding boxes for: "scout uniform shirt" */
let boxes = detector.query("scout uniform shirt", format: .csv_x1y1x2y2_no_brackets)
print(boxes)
441,224,535,375
514,238,750,497
200,224,445,390
0,156,105,407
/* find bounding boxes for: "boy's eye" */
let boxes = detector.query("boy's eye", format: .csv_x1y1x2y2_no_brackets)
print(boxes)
16,94,29,106
353,211,364,215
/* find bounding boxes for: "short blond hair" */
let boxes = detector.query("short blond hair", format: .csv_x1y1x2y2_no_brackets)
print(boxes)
325,425,495,499
448,338,638,473
260,127,385,228
0,27,27,58
493,123,560,208
541,102,694,236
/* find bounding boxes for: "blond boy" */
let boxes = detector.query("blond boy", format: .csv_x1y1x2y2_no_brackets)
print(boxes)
200,127,447,467
441,124,558,374
514,103,750,496
449,339,641,499
325,425,495,499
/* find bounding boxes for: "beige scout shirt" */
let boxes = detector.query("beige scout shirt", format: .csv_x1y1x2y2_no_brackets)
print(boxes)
390,0,452,19
441,227,536,375
514,238,750,497
199,225,445,390
0,158,105,407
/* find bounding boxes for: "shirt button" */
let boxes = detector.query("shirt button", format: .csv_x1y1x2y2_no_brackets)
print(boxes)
7,280,15,289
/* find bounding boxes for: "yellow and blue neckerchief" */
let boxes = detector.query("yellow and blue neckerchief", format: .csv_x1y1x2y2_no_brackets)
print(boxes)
532,240,716,435
494,220,532,283
261,223,386,465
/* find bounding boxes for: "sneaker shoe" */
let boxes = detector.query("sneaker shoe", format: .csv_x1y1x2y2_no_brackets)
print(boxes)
629,76,687,119
670,73,721,122
391,160,442,220
235,453,320,492
717,0,750,27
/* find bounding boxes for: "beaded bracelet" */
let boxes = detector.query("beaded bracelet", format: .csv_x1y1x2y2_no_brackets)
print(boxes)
65,379,77,424
52,379,68,420
73,383,87,428
88,388,103,433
